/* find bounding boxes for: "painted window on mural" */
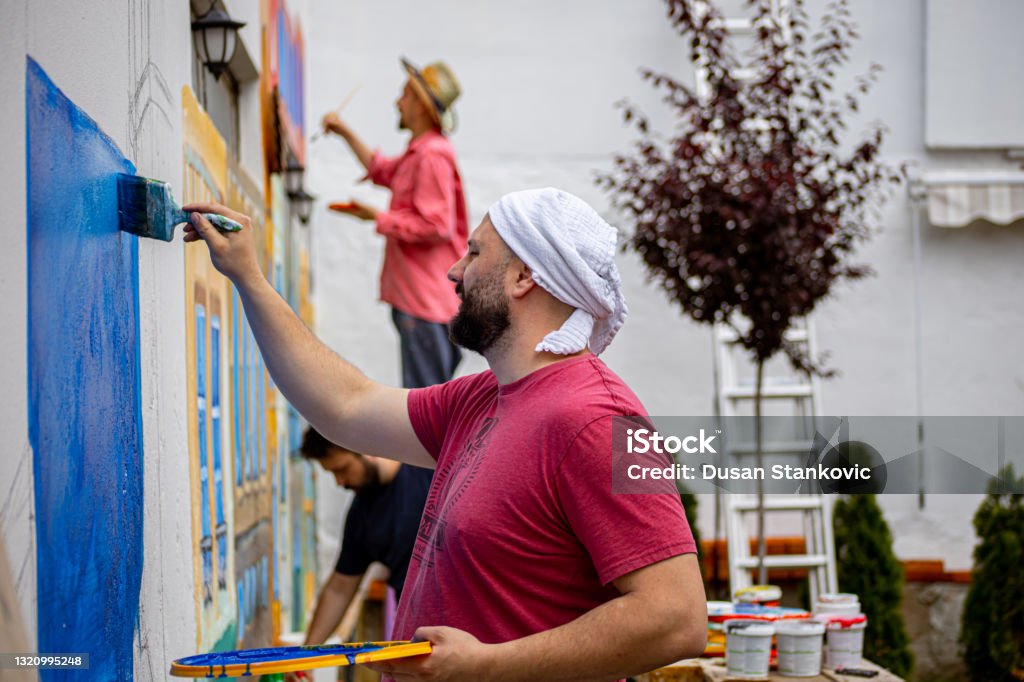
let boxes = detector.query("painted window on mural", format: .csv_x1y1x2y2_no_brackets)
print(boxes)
196,301,213,606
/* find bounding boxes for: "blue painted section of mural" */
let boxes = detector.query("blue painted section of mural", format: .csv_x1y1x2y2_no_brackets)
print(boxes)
259,354,267,476
242,312,250,482
197,303,213,605
26,56,143,681
231,299,267,487
276,11,305,138
233,293,243,486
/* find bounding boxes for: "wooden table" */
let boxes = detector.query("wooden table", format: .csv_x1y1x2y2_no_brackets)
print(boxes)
637,658,903,682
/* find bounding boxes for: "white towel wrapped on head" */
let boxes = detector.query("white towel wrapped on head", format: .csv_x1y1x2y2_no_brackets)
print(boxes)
487,188,628,356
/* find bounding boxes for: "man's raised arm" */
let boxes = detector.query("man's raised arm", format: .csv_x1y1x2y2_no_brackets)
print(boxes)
182,202,433,469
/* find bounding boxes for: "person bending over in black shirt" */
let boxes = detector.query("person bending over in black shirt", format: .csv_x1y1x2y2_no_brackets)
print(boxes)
298,427,431,645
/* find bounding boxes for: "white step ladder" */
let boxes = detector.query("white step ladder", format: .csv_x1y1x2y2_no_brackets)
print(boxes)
712,320,838,605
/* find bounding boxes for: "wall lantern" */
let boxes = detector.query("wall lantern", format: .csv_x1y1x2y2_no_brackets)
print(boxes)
191,6,246,79
283,160,314,223
283,159,305,196
288,189,316,225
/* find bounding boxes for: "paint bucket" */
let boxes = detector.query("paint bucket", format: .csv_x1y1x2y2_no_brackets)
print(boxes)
775,619,826,677
821,613,868,669
814,592,860,616
734,584,783,607
724,619,775,680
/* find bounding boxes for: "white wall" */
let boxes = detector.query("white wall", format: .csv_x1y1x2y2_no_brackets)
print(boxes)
0,0,33,651
306,0,1024,574
127,1,199,671
0,0,212,666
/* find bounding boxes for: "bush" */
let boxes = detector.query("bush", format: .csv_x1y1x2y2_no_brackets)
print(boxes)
961,465,1024,681
833,494,913,677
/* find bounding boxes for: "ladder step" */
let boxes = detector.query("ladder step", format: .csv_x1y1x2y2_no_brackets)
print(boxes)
730,497,825,512
724,17,754,32
724,385,813,400
717,328,809,344
736,554,828,569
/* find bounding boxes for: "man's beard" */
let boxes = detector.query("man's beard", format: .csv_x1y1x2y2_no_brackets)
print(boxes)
354,458,382,496
449,272,511,355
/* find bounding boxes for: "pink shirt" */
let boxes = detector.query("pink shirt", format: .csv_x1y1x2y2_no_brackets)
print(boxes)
394,356,697,658
367,130,468,323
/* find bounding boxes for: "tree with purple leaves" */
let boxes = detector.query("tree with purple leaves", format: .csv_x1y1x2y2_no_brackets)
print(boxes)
600,0,902,582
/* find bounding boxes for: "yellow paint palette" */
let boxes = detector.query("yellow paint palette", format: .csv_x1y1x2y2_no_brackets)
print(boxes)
169,640,433,678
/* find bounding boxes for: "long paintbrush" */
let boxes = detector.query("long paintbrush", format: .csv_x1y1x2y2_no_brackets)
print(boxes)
116,173,242,242
310,85,361,143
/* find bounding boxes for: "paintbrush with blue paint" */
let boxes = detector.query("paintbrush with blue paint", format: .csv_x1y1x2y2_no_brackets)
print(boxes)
116,173,242,242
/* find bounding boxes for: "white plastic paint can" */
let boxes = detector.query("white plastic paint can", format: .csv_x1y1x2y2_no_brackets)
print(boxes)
814,593,861,616
823,613,868,669
734,584,783,605
724,619,775,680
775,619,826,677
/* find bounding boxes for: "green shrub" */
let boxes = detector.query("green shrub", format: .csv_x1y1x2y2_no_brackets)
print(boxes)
833,494,913,677
961,465,1024,682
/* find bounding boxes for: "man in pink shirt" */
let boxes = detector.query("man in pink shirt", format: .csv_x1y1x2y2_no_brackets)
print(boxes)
183,188,707,680
323,57,468,388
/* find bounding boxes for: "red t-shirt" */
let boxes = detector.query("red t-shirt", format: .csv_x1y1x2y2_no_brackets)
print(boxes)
393,355,697,650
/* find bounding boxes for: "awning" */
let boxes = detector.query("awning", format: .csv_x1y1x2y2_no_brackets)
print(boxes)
919,171,1024,228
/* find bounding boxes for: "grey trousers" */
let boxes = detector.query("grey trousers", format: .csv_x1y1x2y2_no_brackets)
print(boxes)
391,307,462,388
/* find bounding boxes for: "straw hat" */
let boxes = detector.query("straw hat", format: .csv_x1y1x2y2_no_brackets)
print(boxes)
401,57,461,133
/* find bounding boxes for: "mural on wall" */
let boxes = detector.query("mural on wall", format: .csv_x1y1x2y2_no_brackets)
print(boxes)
183,85,250,652
23,0,315,666
281,185,317,635
269,174,295,636
227,158,275,648
290,410,318,634
185,2,317,640
261,0,319,637
26,56,144,681
261,0,306,172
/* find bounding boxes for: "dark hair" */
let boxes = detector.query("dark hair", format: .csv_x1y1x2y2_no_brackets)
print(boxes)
300,427,359,460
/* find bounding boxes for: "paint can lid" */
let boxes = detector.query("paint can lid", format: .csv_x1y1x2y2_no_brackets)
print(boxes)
708,600,735,615
814,601,862,615
735,584,783,603
817,613,868,628
724,619,776,636
776,619,826,636
817,592,859,604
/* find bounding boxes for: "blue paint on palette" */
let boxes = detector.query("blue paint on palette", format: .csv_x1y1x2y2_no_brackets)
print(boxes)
26,56,143,681
175,642,395,668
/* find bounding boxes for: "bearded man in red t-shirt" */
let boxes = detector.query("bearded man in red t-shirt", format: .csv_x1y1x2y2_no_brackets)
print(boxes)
183,187,707,681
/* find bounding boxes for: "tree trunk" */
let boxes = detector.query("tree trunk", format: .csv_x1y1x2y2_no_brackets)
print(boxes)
755,359,767,585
